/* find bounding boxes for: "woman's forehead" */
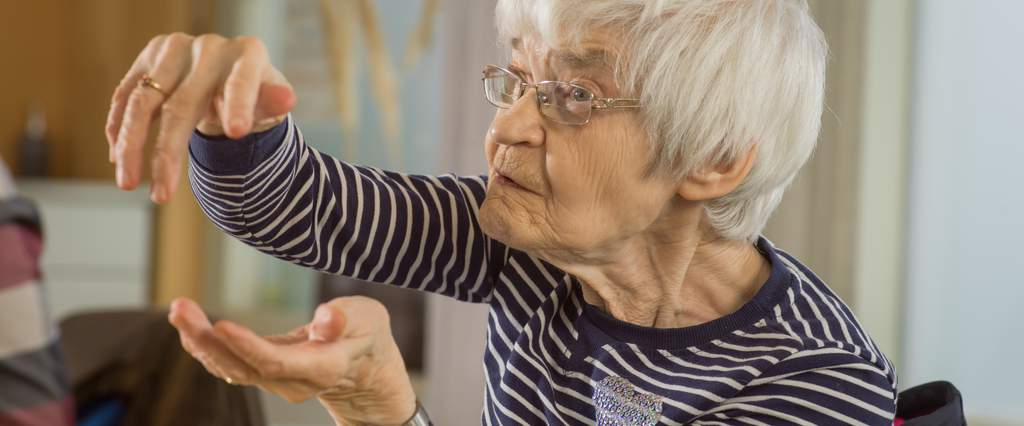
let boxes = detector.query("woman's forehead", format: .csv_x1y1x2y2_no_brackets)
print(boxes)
510,36,618,74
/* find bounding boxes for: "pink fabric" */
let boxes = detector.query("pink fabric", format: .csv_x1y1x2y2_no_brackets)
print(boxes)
0,397,75,426
0,211,74,425
0,224,41,290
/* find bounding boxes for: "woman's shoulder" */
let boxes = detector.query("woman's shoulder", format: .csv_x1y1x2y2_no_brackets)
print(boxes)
757,242,897,388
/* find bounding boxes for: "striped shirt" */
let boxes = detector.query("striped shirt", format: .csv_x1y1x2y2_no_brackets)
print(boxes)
188,116,897,425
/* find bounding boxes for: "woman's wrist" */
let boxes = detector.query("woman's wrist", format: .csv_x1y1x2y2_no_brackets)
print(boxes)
398,399,420,425
319,396,417,426
401,400,431,426
310,304,417,426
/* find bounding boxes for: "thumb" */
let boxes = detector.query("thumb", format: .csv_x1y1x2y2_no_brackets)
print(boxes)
254,82,297,122
201,82,294,137
308,304,347,343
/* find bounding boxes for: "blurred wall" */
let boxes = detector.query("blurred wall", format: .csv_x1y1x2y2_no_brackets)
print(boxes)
851,0,913,371
766,0,865,306
424,0,500,424
904,0,1024,423
765,0,913,368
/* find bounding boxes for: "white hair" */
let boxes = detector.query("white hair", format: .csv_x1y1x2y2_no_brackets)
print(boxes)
495,0,828,242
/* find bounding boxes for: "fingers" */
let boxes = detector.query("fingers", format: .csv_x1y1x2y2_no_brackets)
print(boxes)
107,35,166,163
252,68,297,123
323,295,389,338
113,87,160,189
221,37,269,139
107,72,143,164
108,33,297,202
214,311,375,390
309,303,346,342
149,34,231,203
207,82,294,136
168,298,258,385
113,34,193,190
192,297,389,395
211,321,327,403
213,319,319,379
264,324,310,345
260,68,298,116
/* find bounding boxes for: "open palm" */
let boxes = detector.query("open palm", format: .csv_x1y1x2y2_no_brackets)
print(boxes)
168,296,416,426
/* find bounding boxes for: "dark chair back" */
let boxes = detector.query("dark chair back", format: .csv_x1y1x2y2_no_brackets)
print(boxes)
60,310,266,426
897,381,966,426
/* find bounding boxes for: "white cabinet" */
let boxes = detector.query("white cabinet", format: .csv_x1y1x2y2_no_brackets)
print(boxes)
16,179,152,320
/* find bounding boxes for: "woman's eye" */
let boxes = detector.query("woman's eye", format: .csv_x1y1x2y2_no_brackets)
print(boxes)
570,86,593,102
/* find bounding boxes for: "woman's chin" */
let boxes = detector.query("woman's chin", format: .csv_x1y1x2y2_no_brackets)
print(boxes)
479,204,512,241
479,201,537,252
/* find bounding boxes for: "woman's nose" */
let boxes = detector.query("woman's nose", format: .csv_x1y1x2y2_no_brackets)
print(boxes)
489,87,545,147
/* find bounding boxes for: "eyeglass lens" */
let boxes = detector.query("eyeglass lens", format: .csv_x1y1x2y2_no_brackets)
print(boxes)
483,67,594,125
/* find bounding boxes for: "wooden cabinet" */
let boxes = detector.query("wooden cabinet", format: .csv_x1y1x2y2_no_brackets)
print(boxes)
0,0,214,178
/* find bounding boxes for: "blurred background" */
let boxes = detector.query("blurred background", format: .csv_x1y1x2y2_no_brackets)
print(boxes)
0,0,1021,425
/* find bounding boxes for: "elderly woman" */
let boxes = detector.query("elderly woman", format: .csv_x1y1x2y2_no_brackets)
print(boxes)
106,0,896,424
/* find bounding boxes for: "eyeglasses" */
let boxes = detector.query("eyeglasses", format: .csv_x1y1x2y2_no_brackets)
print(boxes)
481,64,641,126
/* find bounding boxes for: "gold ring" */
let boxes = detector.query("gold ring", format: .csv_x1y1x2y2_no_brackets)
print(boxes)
225,376,234,385
140,74,169,97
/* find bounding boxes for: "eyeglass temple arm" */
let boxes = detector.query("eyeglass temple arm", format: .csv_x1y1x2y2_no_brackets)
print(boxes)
592,98,641,109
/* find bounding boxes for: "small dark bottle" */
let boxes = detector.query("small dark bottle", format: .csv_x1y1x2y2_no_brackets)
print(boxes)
18,102,49,177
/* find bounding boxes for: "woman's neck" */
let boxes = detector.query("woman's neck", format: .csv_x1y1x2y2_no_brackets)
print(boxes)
564,216,771,329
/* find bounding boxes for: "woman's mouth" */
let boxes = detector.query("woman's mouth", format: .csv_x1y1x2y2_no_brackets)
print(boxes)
495,173,528,192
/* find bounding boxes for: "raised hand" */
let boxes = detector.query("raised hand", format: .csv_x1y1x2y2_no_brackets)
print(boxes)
105,33,297,203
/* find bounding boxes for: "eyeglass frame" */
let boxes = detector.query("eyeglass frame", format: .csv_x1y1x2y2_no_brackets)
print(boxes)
481,64,641,126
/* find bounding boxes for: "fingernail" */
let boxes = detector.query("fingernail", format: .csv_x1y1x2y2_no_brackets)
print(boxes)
230,118,246,135
309,306,330,342
150,185,165,203
309,328,325,342
314,305,331,326
216,320,234,333
116,166,124,187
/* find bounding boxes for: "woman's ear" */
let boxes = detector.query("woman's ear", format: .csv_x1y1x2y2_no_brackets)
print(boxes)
678,144,758,201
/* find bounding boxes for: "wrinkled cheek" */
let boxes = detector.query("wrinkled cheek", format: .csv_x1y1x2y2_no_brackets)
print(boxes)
534,196,591,250
544,146,603,202
546,180,594,223
549,210,600,250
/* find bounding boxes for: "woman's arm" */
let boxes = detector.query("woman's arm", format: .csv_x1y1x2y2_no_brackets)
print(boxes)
104,33,499,302
189,115,500,303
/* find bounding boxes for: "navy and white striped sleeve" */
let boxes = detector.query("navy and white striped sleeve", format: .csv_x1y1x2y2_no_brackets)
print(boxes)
690,350,897,425
187,115,498,303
